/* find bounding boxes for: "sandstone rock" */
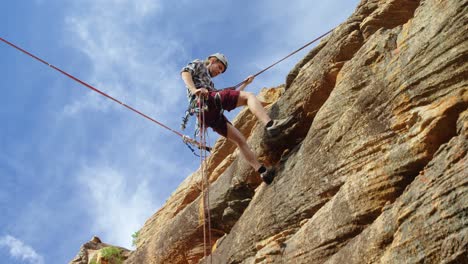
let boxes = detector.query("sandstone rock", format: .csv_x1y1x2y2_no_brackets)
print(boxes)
360,0,419,39
325,109,468,264
206,0,467,263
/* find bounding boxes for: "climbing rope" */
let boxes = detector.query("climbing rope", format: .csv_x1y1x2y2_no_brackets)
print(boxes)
220,27,335,91
197,98,213,263
0,37,210,154
1,26,334,154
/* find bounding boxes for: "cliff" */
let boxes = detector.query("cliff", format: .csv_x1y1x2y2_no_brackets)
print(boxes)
71,0,467,263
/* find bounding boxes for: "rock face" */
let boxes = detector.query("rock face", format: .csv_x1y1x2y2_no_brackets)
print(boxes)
75,0,468,263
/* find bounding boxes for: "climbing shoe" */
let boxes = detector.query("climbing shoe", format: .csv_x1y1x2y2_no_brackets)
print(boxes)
265,116,294,138
260,167,276,185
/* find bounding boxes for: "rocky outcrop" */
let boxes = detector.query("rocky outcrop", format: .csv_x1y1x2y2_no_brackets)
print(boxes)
72,0,468,263
201,0,467,262
70,236,131,264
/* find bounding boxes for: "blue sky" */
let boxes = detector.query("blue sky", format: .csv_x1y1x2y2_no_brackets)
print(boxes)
1,1,360,263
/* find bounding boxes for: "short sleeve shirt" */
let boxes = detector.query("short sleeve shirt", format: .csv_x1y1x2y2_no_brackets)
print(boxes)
181,59,215,94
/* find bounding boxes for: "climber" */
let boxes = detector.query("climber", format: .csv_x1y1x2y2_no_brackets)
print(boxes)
181,53,293,184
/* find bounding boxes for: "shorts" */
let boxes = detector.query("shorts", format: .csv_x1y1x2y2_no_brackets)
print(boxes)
199,89,240,137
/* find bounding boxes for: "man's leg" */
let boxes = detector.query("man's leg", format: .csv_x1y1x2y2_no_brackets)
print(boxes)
236,91,271,126
224,121,277,184
236,91,296,138
225,122,262,171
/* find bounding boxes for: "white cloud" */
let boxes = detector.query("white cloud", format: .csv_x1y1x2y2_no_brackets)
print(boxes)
63,0,186,117
0,235,44,264
58,3,193,246
70,115,198,248
76,166,157,248
59,2,201,244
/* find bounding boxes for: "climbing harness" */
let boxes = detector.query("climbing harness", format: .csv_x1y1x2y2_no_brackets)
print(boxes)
0,37,210,155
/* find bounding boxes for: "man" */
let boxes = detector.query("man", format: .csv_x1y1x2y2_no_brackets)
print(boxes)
181,53,292,184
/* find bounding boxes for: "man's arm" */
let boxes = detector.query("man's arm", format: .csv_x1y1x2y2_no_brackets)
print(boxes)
181,71,208,97
237,75,270,106
238,75,255,91
181,71,197,94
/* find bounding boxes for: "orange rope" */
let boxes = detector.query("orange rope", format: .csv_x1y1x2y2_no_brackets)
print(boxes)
0,37,210,152
198,97,212,262
221,27,335,91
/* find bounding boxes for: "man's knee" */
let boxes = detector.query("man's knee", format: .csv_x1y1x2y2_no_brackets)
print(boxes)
238,91,254,105
243,91,255,99
237,91,249,107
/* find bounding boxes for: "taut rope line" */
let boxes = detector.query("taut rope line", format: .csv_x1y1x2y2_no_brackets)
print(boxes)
1,26,335,151
223,27,335,91
0,37,209,152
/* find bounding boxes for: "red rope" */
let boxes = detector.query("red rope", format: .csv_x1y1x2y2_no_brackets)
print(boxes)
2,27,335,150
0,36,210,149
197,98,212,263
224,27,335,91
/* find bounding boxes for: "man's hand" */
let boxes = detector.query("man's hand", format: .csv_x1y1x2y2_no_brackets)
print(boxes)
238,75,255,91
244,75,255,84
193,88,209,98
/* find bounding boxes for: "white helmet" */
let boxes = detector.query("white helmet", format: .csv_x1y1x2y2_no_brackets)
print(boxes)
208,53,228,72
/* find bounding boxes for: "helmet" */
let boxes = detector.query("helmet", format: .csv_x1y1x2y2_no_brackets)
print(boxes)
208,53,228,72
